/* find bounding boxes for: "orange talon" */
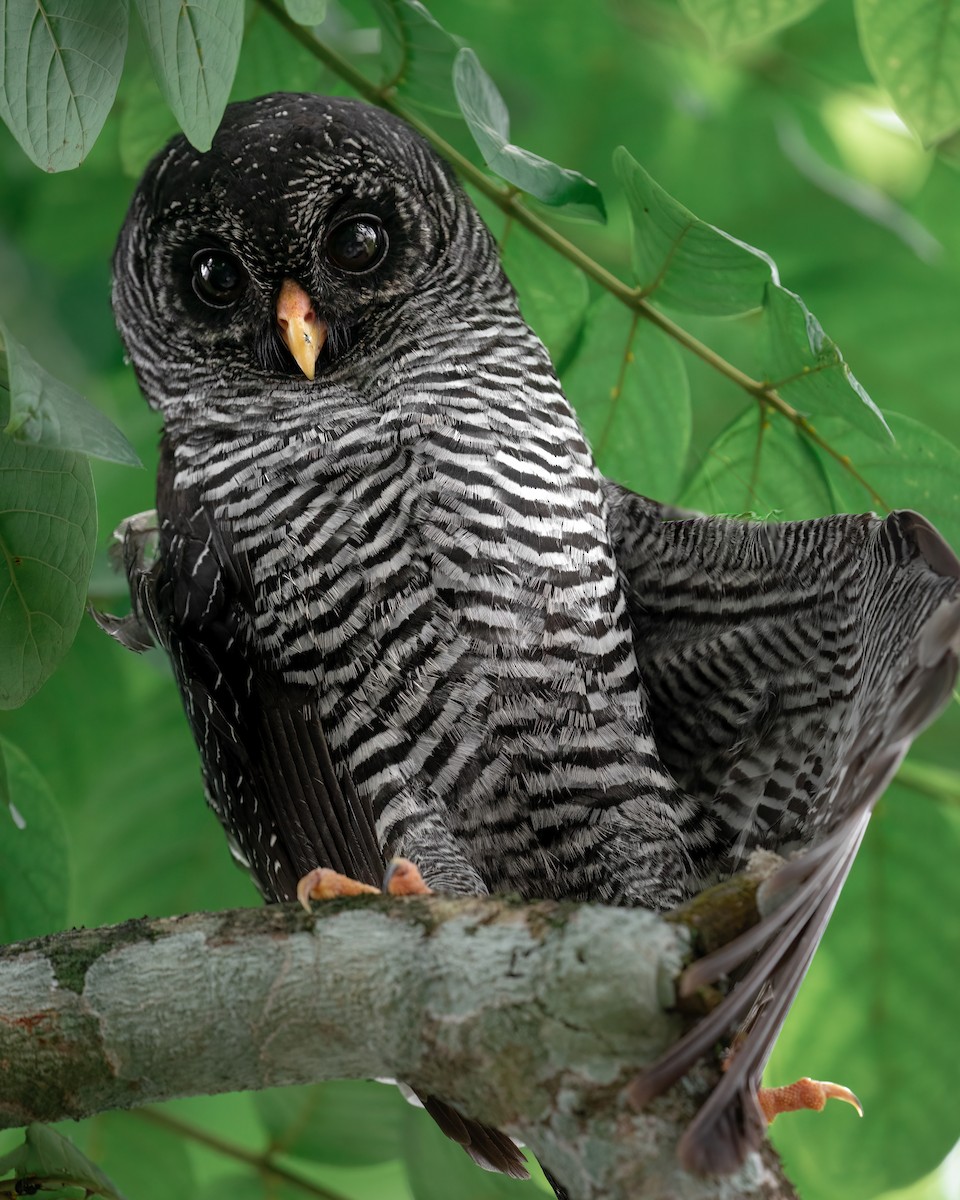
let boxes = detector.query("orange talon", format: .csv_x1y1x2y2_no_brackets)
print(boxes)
297,867,380,910
383,857,433,895
758,1077,863,1124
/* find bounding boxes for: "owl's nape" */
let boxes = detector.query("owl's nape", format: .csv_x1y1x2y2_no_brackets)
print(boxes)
101,90,960,1192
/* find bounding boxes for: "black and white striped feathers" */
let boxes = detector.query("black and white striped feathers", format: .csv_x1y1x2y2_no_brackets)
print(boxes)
105,93,960,1181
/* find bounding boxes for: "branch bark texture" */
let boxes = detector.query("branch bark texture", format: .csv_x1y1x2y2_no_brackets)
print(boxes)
0,896,797,1199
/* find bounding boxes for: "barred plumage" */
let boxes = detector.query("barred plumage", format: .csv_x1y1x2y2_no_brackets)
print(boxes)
100,93,960,1185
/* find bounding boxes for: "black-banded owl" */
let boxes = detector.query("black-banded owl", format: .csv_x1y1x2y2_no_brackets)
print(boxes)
99,92,960,1188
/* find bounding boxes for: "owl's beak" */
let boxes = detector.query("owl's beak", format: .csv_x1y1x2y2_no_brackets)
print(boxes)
276,279,327,380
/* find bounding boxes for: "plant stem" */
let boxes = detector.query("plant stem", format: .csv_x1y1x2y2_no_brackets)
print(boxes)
132,1107,352,1200
257,0,887,510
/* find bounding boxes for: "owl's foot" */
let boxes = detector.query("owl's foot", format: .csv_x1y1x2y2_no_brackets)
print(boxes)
297,857,431,909
757,1077,862,1124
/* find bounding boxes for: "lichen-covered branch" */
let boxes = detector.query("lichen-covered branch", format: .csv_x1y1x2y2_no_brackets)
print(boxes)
0,896,796,1200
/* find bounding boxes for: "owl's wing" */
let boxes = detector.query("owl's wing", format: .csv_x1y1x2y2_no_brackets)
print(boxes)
605,482,960,1172
96,440,384,902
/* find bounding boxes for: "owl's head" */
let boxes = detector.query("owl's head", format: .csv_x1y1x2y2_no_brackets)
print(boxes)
112,92,504,416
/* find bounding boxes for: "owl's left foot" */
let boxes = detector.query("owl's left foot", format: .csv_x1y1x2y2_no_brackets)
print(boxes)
297,857,431,908
758,1077,862,1124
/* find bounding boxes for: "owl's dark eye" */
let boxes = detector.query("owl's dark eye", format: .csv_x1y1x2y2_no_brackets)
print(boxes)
191,249,247,308
325,215,388,274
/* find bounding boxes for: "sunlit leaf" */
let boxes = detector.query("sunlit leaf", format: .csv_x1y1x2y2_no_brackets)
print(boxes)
500,226,589,368
680,403,835,518
454,49,605,221
134,0,243,151
0,436,96,709
255,1080,405,1166
1,320,140,466
681,0,826,52
0,1125,124,1200
771,784,960,1199
0,737,69,940
0,0,128,171
371,0,462,117
563,295,691,502
855,0,960,145
613,146,776,314
761,284,891,443
283,0,327,23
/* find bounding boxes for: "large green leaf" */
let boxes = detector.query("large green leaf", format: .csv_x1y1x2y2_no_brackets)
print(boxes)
255,1080,406,1167
681,0,826,52
0,436,96,709
563,296,691,503
613,146,775,315
371,0,462,117
855,0,960,145
680,403,835,518
760,285,891,443
0,1124,123,1200
500,226,589,369
0,737,69,940
1,320,140,466
815,412,960,548
0,0,128,171
771,784,960,1198
454,49,605,222
283,0,327,23
134,0,243,151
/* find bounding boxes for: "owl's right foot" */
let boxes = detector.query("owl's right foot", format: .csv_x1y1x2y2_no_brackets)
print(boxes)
296,857,431,908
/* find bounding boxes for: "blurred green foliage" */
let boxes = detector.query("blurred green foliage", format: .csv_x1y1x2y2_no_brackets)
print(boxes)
2,1,960,1198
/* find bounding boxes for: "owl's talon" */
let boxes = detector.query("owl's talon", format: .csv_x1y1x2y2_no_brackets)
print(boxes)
296,867,380,910
383,857,432,895
758,1077,863,1124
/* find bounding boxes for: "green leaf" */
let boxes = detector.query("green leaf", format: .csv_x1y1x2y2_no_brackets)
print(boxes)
0,737,69,940
680,403,835,518
229,5,328,104
454,49,606,222
1,320,140,466
283,0,327,23
0,0,128,171
815,412,960,549
255,1080,405,1167
402,1101,538,1199
371,0,462,117
563,296,691,502
771,784,960,1198
613,146,775,314
117,61,180,179
72,1113,194,1200
0,436,96,709
761,285,891,443
0,1124,124,1200
681,0,826,52
500,226,589,368
855,0,960,145
134,0,243,152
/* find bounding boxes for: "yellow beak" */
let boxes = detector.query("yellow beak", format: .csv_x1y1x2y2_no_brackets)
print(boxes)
276,279,326,380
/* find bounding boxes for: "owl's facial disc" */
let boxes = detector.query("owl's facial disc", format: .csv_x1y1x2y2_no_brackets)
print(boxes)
276,279,327,380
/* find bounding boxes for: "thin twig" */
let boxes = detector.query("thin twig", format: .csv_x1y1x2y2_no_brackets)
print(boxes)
132,1107,352,1200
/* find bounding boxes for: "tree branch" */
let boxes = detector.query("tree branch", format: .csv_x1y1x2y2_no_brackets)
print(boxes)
0,896,797,1200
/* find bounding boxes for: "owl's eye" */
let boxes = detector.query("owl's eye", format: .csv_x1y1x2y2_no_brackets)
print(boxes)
325,215,388,274
191,249,247,308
